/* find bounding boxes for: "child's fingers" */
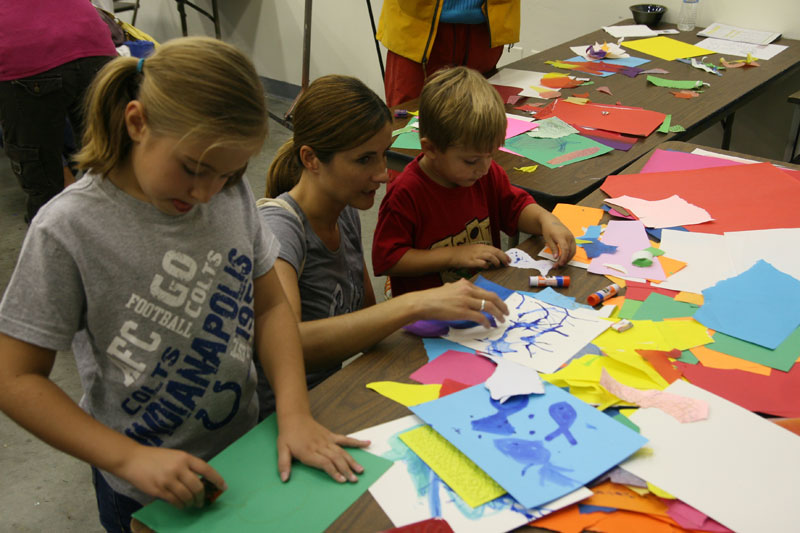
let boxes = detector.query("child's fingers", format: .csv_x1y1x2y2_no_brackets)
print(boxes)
325,447,360,483
277,442,293,482
188,457,227,492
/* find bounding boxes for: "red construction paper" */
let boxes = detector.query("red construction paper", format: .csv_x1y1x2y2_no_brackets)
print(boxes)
382,517,455,533
515,103,544,111
636,349,684,383
625,280,680,301
601,163,800,234
439,378,471,398
491,84,523,101
536,99,666,137
675,361,800,417
572,92,590,98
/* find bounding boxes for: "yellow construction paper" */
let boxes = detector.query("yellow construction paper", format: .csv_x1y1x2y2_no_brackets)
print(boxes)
655,318,714,351
647,481,676,499
593,320,671,359
366,381,441,406
543,204,605,263
542,72,570,79
513,165,539,173
563,97,590,105
675,291,704,305
605,274,627,289
628,485,651,496
622,36,714,61
399,425,505,507
690,345,772,376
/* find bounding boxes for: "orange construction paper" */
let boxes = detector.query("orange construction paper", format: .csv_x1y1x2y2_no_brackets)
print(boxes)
589,510,693,533
657,256,687,277
528,504,604,533
573,92,590,98
540,76,584,89
602,163,800,234
603,295,626,307
690,345,772,376
675,292,704,305
636,349,684,383
605,274,627,289
545,203,605,264
771,418,800,436
584,481,669,516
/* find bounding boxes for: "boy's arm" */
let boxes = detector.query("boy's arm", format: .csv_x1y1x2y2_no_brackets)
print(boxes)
253,267,369,483
385,244,509,277
0,333,224,508
517,203,577,266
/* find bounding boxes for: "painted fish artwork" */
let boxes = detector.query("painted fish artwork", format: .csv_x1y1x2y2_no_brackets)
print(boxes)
411,383,648,509
443,292,611,374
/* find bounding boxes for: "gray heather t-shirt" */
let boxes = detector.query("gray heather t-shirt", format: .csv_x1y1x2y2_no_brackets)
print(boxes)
256,193,365,416
0,172,278,503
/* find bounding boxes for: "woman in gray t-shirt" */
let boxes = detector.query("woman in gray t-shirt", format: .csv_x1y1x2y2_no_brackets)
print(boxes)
254,75,508,420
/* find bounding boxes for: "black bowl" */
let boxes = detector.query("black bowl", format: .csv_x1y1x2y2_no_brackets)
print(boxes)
630,4,666,26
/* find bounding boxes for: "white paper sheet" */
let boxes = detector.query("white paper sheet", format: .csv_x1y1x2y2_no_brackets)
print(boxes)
696,22,782,45
487,69,550,98
623,380,800,533
657,230,735,293
724,228,800,281
694,37,787,60
602,25,658,38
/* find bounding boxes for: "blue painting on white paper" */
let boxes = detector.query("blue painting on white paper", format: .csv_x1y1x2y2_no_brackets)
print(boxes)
443,292,610,373
410,384,647,510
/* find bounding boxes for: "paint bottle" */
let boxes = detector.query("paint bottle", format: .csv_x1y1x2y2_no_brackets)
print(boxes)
586,283,620,306
529,275,570,288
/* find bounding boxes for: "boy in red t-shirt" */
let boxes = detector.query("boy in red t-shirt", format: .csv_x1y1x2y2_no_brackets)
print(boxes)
372,66,576,297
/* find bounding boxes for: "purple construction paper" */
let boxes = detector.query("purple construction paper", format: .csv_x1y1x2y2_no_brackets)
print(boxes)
619,67,644,78
580,135,635,151
403,320,451,337
587,220,666,280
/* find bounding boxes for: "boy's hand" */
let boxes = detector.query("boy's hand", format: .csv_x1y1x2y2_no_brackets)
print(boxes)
450,244,510,270
541,215,577,267
115,445,226,509
412,279,509,327
277,413,369,483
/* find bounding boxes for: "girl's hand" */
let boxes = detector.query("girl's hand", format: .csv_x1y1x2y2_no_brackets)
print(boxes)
114,445,226,509
449,244,510,270
411,278,508,327
277,413,369,483
541,215,577,267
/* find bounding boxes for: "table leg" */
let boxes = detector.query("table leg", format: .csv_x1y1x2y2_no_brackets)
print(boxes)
784,102,800,162
721,113,735,151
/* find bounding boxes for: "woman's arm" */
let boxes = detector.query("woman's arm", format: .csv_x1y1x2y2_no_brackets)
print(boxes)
0,333,224,508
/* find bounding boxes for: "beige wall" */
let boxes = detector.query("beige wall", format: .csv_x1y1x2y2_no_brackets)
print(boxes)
129,0,800,160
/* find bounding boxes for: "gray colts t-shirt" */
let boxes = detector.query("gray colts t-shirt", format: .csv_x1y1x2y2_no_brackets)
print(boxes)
256,193,365,416
0,173,278,503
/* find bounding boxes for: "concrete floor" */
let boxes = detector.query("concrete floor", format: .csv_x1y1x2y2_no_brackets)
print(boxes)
0,92,387,531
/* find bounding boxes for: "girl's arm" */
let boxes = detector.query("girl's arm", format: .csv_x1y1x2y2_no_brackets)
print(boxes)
253,267,369,483
273,259,508,372
0,333,224,508
517,203,577,267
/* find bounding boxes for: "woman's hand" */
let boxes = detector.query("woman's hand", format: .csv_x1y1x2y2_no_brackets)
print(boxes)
408,278,509,327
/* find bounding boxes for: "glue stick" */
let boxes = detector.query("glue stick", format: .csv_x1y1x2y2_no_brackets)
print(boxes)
587,283,620,306
529,275,570,288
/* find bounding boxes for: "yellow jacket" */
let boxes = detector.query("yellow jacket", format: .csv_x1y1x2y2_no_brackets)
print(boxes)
377,0,520,64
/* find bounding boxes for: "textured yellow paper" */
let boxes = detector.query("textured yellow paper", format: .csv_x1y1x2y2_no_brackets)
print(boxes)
399,425,506,507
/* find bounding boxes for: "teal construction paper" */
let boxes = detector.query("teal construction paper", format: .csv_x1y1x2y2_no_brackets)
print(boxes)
410,383,646,509
423,337,474,361
133,415,392,533
694,260,800,350
631,293,699,320
504,133,613,169
677,350,699,364
707,327,800,372
391,131,421,150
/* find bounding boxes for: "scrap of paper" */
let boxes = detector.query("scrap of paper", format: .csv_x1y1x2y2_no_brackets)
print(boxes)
605,195,713,229
527,116,579,139
640,67,670,75
411,384,648,510
636,349,684,384
440,378,471,397
600,369,708,423
535,99,666,137
631,293,699,321
133,414,392,533
689,345,772,376
562,96,590,105
485,358,545,402
695,37,787,60
708,327,800,372
506,247,554,274
392,131,421,150
694,260,800,350
647,75,707,90
584,481,668,515
423,337,473,361
513,165,539,173
588,220,667,281
654,319,712,351
366,381,442,406
671,89,701,98
540,204,605,266
399,425,506,508
505,132,612,169
596,86,612,95
622,36,714,61
410,350,496,386
624,380,800,533
602,25,658,39
666,500,734,533
721,55,760,68
487,69,551,98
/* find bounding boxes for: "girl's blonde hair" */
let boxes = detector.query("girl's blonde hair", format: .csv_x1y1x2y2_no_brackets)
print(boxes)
266,75,391,198
419,66,506,153
75,36,268,178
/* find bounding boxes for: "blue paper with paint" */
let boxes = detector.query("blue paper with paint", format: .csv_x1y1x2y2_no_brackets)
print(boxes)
410,383,647,509
694,259,800,350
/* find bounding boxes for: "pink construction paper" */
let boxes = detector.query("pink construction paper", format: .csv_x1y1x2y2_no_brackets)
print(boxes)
409,349,496,386
666,500,734,532
587,220,667,280
605,194,713,228
641,149,741,173
599,370,709,423
506,117,538,139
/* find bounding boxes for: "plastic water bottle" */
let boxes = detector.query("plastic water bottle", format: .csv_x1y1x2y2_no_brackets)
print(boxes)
677,0,699,31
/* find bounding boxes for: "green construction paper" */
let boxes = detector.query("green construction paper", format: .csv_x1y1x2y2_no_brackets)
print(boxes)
618,298,643,320
668,124,686,132
612,413,640,433
581,80,595,86
658,114,671,133
677,350,699,364
504,132,612,169
632,293,699,321
632,257,653,267
133,415,392,532
646,247,665,257
392,118,419,137
706,326,800,372
647,75,704,90
391,130,422,150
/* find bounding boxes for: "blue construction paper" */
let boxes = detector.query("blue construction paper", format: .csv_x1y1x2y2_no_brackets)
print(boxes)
580,239,618,259
644,225,688,241
410,383,647,509
563,55,651,77
523,287,591,311
474,275,516,301
579,225,603,240
579,504,617,514
423,337,474,360
694,260,800,349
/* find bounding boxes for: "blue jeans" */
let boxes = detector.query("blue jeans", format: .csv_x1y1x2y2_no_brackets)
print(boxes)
92,467,142,533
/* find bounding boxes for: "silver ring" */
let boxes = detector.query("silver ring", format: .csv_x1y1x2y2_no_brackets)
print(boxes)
480,299,486,312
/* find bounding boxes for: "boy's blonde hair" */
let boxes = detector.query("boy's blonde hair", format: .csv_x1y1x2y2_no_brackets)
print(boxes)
75,36,268,179
418,66,506,153
266,75,391,198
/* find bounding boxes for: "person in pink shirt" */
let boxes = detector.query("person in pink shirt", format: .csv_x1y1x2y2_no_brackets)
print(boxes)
0,0,117,222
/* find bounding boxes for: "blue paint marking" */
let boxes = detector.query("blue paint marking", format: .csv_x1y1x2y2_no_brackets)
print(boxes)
471,396,529,435
494,438,577,486
544,401,578,445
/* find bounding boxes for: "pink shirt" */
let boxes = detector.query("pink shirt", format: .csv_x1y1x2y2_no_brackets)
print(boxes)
0,0,117,81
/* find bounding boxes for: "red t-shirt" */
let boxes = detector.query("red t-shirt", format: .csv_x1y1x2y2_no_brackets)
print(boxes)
0,0,117,81
372,154,535,296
